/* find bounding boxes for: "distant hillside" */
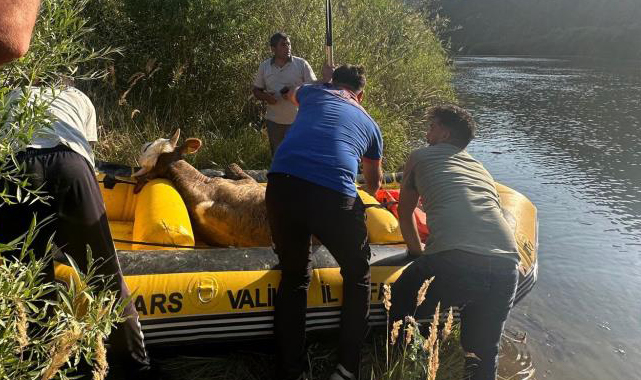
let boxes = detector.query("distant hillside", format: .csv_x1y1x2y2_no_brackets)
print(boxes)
440,0,641,60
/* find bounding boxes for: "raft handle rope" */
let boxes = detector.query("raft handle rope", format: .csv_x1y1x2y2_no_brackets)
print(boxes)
112,238,212,250
99,174,136,189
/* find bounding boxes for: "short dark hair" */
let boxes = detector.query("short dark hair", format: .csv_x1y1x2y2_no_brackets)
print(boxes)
270,32,290,47
332,64,366,93
427,105,476,148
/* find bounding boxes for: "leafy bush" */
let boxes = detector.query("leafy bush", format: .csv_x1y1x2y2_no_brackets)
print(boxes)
0,236,125,380
82,0,455,171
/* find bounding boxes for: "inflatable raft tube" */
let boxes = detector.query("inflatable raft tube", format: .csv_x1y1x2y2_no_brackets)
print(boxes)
52,162,537,347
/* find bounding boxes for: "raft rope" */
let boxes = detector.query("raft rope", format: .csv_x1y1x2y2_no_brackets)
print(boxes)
98,175,136,189
112,238,211,250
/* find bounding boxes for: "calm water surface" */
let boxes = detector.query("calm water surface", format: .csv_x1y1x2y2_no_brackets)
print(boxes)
453,57,641,379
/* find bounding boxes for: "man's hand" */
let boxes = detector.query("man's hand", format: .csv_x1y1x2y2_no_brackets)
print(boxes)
252,86,278,105
407,243,425,258
265,93,278,105
321,64,334,83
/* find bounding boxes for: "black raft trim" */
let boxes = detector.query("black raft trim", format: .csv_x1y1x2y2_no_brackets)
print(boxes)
117,244,411,276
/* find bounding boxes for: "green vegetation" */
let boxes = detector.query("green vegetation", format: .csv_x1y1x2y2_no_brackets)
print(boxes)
441,0,641,60
81,0,455,171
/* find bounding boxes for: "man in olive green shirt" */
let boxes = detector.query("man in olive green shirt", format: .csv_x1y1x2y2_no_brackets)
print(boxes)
390,105,519,380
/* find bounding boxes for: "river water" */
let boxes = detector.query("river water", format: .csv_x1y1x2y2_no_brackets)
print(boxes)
453,57,641,379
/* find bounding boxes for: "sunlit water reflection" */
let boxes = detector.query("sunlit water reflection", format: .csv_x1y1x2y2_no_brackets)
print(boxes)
453,56,641,380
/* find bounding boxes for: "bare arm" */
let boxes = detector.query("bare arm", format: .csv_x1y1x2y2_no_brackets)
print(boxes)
361,158,382,197
399,154,423,256
0,0,40,64
252,86,277,105
311,63,334,84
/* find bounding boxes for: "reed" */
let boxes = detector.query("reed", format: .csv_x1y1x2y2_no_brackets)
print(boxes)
41,323,84,380
151,280,465,380
92,335,108,380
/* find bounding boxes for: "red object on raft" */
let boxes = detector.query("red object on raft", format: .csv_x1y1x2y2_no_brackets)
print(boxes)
375,189,430,242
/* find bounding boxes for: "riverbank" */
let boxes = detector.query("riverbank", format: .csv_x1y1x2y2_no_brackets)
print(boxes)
84,0,455,172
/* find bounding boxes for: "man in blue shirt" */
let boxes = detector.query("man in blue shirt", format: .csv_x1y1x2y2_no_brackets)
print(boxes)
267,64,383,380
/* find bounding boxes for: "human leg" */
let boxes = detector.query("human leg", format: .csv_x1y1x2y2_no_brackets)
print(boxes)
308,189,370,377
43,150,149,371
266,174,313,380
0,151,57,284
458,256,518,380
266,120,291,156
1,147,150,375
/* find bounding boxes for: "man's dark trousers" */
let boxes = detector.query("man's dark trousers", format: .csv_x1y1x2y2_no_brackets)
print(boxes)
390,249,518,380
265,120,291,157
0,146,149,374
266,173,371,380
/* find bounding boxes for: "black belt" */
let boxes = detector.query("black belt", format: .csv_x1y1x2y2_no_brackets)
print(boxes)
16,144,72,159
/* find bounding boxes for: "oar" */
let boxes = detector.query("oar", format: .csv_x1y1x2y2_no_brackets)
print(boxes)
325,0,334,66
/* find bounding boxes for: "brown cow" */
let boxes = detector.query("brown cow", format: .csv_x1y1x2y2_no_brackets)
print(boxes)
132,129,271,247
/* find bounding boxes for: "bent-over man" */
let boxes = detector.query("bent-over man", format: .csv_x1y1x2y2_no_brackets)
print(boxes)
0,85,151,378
390,105,520,380
266,64,383,380
252,32,316,155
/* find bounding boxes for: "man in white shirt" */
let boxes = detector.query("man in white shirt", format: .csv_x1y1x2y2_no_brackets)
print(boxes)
0,86,151,378
252,32,317,155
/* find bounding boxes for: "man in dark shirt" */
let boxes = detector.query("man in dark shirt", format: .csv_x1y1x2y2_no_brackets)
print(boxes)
267,64,383,380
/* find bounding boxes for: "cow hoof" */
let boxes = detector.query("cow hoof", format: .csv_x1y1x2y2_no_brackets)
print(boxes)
225,163,253,181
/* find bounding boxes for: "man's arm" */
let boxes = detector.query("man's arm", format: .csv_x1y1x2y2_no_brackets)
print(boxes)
252,63,277,105
310,63,334,85
398,153,423,256
0,0,40,64
361,158,382,197
302,59,317,83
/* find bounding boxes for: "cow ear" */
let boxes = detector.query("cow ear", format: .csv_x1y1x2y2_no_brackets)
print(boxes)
182,138,202,154
169,129,181,148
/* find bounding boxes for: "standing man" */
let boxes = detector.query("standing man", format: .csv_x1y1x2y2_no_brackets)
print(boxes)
0,85,151,378
266,64,383,380
252,32,317,156
390,105,520,380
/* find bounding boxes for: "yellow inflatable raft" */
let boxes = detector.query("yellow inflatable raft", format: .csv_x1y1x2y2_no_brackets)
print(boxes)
54,163,538,347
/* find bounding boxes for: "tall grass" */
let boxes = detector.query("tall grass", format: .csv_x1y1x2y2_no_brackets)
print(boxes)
81,0,455,171
0,224,126,380
151,279,466,380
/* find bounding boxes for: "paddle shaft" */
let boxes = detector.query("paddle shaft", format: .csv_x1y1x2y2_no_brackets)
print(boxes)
325,0,334,66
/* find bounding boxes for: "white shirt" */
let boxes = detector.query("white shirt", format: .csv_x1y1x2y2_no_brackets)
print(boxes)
253,56,316,124
7,86,97,167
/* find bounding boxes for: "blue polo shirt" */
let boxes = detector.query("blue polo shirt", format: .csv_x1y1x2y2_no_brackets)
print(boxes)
269,84,383,197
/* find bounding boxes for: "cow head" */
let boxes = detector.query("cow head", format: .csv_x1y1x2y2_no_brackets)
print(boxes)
132,129,202,193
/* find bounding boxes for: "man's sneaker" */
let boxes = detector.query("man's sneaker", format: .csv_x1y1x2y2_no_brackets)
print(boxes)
328,364,356,380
